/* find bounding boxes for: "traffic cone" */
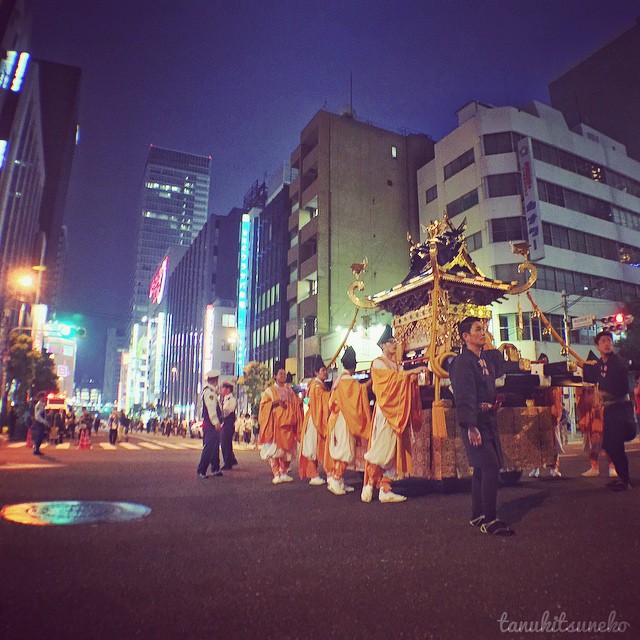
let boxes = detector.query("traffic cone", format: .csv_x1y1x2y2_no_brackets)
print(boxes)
77,428,91,449
26,427,33,448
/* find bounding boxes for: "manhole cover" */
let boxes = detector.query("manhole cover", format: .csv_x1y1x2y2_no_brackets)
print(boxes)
0,501,152,526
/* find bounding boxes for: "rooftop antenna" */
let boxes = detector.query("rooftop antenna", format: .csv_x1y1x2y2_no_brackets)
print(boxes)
350,71,353,114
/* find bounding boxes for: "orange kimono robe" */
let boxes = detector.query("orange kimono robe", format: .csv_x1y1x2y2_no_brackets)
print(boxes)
258,384,303,456
298,377,330,478
367,358,423,475
324,372,371,473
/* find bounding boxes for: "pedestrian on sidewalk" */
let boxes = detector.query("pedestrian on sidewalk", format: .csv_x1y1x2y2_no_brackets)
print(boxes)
32,392,48,456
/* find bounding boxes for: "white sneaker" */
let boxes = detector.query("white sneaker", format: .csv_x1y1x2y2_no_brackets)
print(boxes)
609,467,618,478
309,476,325,486
341,480,355,493
581,467,599,477
549,468,562,478
280,474,294,483
272,476,283,485
528,468,540,478
379,489,407,503
327,477,346,496
361,484,373,503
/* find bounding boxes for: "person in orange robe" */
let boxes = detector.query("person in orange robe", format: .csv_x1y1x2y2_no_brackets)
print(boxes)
298,355,330,486
325,346,371,496
258,362,303,485
361,325,426,503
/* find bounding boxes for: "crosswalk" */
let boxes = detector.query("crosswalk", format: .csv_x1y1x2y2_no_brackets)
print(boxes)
6,439,204,452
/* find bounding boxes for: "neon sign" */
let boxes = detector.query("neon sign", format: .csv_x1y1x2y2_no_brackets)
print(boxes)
236,214,251,376
148,256,168,304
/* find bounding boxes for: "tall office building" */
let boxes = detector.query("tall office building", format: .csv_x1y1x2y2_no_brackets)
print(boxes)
549,19,640,163
157,208,242,419
286,109,434,377
35,59,81,311
130,145,211,326
417,100,640,362
102,327,127,405
242,167,292,376
0,5,44,310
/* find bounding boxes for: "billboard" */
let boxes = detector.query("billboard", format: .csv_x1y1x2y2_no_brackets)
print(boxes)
517,137,545,262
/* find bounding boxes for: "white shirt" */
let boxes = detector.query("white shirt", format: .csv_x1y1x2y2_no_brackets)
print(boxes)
220,393,237,419
202,384,221,426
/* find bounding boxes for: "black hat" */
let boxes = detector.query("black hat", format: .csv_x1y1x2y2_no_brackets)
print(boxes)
341,346,357,370
312,354,325,374
274,361,285,376
377,324,394,348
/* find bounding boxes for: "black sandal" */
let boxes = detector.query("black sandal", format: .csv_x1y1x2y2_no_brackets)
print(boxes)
470,516,486,528
480,519,515,536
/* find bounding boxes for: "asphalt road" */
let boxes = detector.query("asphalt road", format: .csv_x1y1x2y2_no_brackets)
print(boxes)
1,433,639,640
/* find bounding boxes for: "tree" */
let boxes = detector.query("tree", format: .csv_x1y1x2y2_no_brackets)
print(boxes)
32,348,59,397
4,333,59,422
239,361,270,415
5,331,37,410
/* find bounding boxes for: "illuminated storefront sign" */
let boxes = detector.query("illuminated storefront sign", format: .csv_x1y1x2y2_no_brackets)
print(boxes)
148,256,168,304
236,214,251,376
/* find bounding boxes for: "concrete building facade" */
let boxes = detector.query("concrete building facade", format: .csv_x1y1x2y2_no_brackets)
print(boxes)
549,19,640,164
286,110,434,377
417,100,640,361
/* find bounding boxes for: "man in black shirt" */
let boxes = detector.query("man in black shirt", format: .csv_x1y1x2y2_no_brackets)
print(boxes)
583,331,633,491
449,316,514,536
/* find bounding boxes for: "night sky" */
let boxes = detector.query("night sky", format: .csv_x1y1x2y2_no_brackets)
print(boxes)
31,0,639,385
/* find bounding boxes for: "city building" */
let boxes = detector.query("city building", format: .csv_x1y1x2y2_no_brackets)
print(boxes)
102,327,127,404
157,209,242,419
130,145,211,327
286,109,434,377
242,167,292,376
549,19,640,163
34,59,81,311
0,46,45,310
417,100,640,361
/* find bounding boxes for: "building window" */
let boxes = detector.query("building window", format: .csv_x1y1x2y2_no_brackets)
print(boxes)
446,188,478,218
467,230,482,252
221,313,236,328
425,185,438,204
486,173,521,198
220,362,234,375
444,148,475,180
482,132,523,155
490,217,526,243
391,146,397,158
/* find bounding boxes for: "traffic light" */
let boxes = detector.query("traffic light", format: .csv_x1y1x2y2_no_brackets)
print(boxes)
56,322,86,338
600,313,634,333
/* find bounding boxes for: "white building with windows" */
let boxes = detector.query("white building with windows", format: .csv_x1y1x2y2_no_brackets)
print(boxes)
418,100,640,360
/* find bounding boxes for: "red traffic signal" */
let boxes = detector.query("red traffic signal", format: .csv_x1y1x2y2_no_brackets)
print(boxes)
600,313,634,334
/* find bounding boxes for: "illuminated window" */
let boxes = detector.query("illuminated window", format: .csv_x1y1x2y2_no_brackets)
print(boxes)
391,146,397,158
222,314,236,328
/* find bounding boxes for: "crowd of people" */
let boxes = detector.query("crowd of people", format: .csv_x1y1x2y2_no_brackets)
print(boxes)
195,319,636,540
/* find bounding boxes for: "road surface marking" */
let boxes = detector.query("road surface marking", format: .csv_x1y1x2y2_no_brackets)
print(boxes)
119,442,141,450
0,463,63,470
56,443,70,449
179,442,203,449
99,443,117,450
151,441,185,449
8,442,27,448
137,442,165,450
